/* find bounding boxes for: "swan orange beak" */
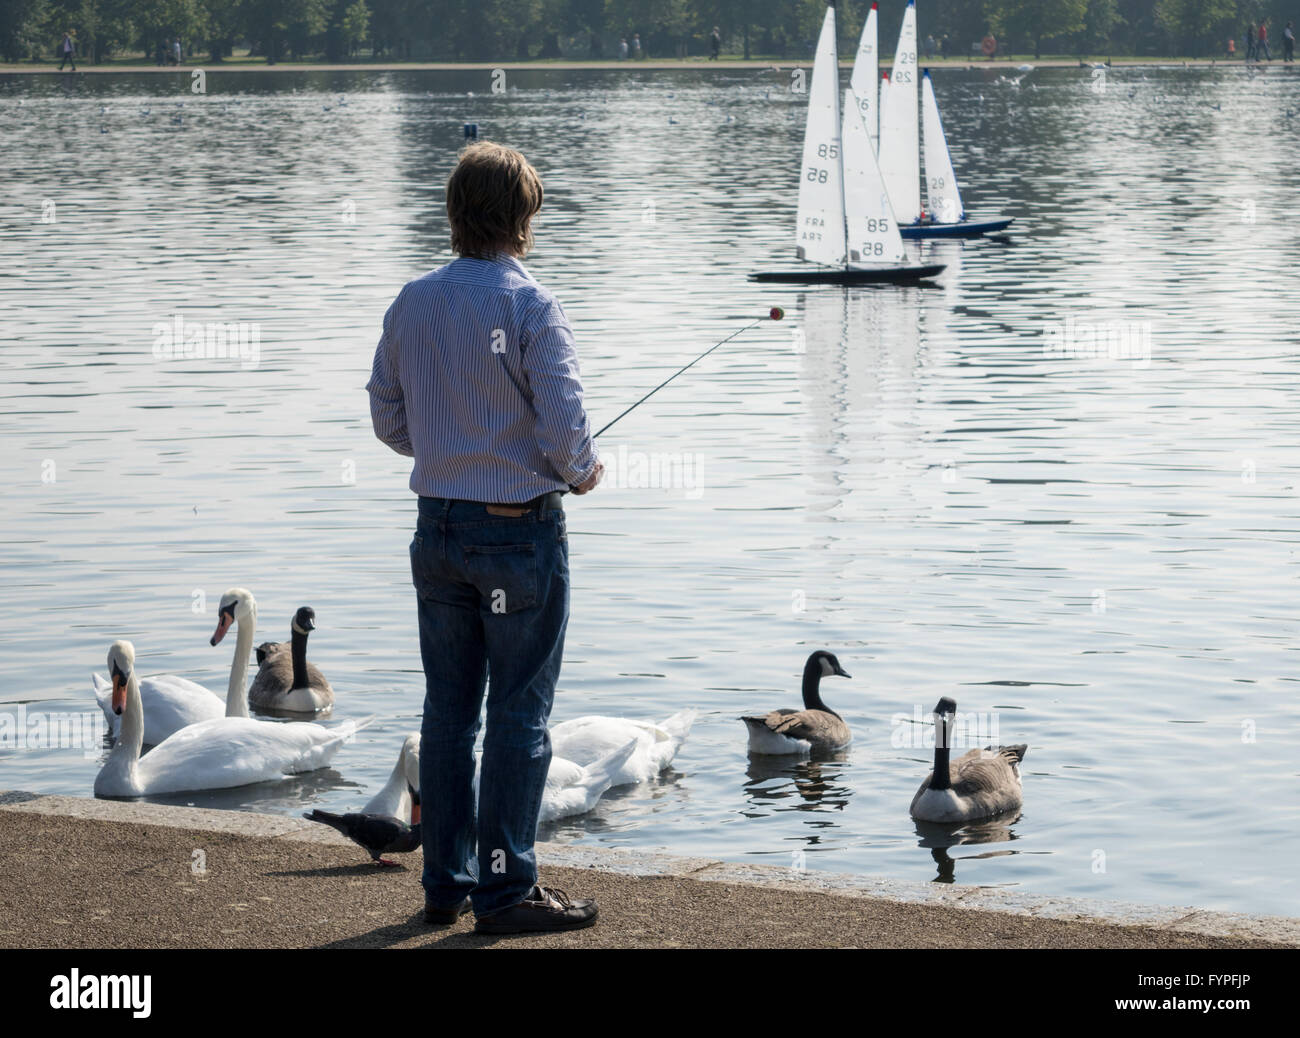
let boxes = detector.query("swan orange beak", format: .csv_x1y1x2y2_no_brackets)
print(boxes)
210,613,234,646
409,784,421,825
111,672,128,715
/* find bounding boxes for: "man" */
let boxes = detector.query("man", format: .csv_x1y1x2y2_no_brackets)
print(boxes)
173,38,183,65
1259,20,1271,61
1246,23,1257,61
58,31,76,71
1285,21,1295,62
632,33,642,59
709,26,721,60
367,142,604,934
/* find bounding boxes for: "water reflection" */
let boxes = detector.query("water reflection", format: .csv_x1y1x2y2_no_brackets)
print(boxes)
741,753,852,819
914,814,1022,883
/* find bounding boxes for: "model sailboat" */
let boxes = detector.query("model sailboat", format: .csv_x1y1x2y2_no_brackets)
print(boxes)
875,1,1013,238
752,2,944,285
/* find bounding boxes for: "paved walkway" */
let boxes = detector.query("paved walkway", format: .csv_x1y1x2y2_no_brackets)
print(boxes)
0,792,1292,948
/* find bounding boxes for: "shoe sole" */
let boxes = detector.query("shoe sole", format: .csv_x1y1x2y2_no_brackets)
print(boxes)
423,902,472,925
473,911,599,935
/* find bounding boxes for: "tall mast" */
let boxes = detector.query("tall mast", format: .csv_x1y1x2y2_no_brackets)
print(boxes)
829,1,849,270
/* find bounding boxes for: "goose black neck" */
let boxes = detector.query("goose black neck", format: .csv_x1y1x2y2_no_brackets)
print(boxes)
801,657,838,716
930,733,952,791
290,627,310,690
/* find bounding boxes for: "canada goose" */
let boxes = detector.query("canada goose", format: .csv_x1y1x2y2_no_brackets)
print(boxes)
249,605,335,713
303,734,422,866
740,651,852,754
909,697,1027,823
94,640,367,798
549,708,697,786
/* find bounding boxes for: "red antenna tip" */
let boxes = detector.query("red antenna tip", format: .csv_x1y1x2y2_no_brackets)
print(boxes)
769,307,785,321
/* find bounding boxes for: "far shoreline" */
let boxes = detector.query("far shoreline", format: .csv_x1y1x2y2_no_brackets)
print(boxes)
0,55,1258,76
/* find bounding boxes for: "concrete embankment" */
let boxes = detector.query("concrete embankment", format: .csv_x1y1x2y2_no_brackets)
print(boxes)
1,791,1293,949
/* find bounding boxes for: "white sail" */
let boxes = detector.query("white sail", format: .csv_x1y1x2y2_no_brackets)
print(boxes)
842,89,907,266
922,70,964,224
849,2,880,151
794,5,846,267
878,0,921,224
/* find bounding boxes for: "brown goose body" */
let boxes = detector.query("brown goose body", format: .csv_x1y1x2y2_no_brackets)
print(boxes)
741,651,852,755
910,697,1027,823
248,606,334,714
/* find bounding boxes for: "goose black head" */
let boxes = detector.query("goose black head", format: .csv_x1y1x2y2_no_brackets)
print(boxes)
811,650,851,680
933,697,958,749
292,606,316,635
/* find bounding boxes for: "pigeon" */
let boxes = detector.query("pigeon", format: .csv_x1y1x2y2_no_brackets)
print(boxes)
304,793,421,867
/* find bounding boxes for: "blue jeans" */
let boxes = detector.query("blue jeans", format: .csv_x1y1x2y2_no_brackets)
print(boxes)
411,495,569,916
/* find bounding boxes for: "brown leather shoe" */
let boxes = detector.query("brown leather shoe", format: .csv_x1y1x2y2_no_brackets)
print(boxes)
473,885,598,934
423,897,471,925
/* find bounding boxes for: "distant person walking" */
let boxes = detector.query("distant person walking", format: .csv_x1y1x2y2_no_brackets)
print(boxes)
710,26,720,60
618,37,628,60
981,33,997,61
57,31,76,71
1285,21,1295,62
924,34,936,59
173,38,183,65
1245,23,1257,60
632,33,642,59
1227,37,1235,59
1259,20,1271,61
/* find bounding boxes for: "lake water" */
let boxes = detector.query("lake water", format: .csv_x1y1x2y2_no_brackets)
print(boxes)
2,63,1299,917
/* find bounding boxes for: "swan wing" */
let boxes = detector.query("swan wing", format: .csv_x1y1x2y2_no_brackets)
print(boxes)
133,717,361,795
539,739,637,821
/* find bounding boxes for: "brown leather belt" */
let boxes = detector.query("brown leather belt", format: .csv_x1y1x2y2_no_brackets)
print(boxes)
483,491,565,517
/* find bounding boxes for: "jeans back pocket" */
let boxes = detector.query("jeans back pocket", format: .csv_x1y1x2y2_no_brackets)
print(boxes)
462,542,539,615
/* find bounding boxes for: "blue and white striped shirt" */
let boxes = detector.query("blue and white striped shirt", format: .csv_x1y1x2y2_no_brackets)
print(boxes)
367,254,598,503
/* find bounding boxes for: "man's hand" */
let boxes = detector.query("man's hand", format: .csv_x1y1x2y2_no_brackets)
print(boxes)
571,460,605,495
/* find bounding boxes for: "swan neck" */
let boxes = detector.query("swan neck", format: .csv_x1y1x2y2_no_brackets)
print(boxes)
112,670,144,776
290,627,309,690
226,611,254,717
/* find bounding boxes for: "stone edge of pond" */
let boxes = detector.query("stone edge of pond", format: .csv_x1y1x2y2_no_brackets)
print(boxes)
3,789,1295,946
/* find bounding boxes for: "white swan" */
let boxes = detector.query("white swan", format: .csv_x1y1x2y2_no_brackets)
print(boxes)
94,640,367,798
361,732,421,820
466,739,637,823
92,671,223,746
549,709,696,786
537,739,638,822
91,586,263,744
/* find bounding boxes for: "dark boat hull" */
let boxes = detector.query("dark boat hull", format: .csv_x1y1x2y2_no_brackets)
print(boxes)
750,263,946,285
899,217,1014,239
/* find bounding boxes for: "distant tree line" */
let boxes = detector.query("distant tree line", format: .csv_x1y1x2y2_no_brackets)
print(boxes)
0,0,1291,64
